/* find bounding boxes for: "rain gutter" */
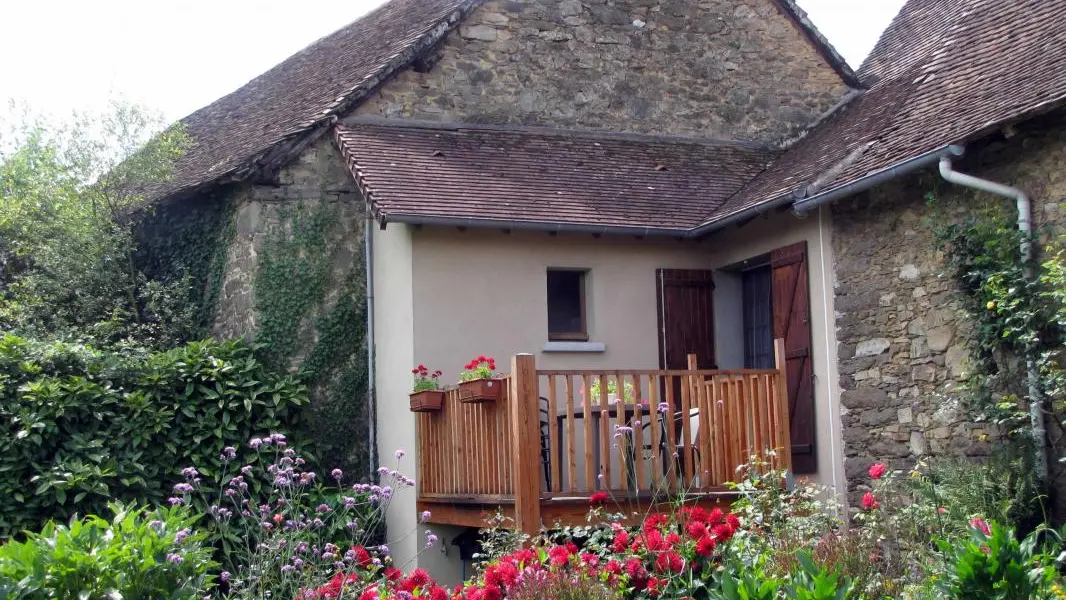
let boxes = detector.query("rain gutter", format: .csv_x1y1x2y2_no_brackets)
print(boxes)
380,212,691,238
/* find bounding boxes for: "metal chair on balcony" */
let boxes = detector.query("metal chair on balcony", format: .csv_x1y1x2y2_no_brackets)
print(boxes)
539,397,552,491
639,408,701,483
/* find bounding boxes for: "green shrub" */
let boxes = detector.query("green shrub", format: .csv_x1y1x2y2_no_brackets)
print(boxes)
0,334,308,537
935,520,1062,599
0,503,216,599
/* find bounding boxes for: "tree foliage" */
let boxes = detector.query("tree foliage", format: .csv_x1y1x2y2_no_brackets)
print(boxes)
0,101,196,347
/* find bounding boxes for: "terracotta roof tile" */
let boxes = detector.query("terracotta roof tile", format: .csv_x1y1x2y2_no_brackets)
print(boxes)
704,0,1066,227
146,0,472,202
335,119,777,232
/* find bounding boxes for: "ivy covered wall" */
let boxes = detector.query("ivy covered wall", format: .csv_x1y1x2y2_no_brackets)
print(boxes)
829,107,1066,515
211,136,371,474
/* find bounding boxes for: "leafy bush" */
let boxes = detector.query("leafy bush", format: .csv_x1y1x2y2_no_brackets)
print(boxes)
0,334,307,537
936,520,1062,599
0,503,216,599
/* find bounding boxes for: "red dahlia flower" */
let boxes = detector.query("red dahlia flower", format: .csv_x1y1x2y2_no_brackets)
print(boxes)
695,535,717,557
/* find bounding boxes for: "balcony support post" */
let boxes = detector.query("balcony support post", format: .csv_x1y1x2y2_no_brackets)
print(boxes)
510,353,542,535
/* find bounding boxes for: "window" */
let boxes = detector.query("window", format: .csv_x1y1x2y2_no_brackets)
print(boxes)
547,269,588,341
741,265,774,369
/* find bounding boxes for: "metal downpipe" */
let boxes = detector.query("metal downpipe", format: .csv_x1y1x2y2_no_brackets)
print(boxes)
938,155,1046,483
364,211,378,476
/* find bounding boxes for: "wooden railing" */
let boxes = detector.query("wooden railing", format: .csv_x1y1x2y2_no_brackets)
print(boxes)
415,340,792,533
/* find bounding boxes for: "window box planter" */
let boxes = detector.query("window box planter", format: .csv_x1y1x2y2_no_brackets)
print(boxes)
409,390,445,412
458,377,503,404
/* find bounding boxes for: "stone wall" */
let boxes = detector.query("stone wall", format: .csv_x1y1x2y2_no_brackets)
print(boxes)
353,0,850,143
831,109,1066,495
213,136,364,340
212,135,371,472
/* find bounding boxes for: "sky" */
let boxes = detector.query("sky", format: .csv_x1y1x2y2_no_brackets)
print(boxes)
0,0,906,124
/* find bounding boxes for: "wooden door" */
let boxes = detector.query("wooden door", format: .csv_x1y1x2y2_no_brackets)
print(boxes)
656,269,716,370
771,242,816,474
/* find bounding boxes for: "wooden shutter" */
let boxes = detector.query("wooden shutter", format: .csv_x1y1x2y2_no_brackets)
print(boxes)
655,269,716,370
771,242,816,474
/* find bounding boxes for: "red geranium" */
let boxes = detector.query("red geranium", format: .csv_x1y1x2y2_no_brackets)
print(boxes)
589,491,609,505
868,463,887,479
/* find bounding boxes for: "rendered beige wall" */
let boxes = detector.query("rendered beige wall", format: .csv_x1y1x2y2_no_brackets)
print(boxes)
375,211,845,580
411,231,710,373
371,224,421,575
702,207,845,501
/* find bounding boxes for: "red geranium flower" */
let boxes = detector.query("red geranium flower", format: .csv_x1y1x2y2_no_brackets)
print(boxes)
861,492,880,511
868,463,887,479
589,491,609,505
611,529,630,553
430,586,449,600
685,521,708,539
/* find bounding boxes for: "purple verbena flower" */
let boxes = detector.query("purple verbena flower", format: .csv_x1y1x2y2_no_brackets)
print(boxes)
166,553,183,564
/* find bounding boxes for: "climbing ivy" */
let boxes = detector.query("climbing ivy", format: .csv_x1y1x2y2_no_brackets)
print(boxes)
929,190,1066,520
252,202,369,472
134,190,237,338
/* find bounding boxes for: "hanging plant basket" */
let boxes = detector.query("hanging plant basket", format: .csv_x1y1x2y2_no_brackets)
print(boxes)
409,390,445,412
458,377,503,403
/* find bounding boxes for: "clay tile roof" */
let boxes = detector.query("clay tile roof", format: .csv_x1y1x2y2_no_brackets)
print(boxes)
702,0,1066,228
145,0,473,202
335,119,778,232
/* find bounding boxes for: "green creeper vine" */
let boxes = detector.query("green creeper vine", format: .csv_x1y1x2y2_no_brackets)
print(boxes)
253,202,369,472
134,192,237,338
929,191,1066,518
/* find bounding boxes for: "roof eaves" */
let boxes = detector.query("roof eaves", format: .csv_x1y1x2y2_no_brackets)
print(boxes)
381,212,693,238
159,0,478,204
773,0,864,89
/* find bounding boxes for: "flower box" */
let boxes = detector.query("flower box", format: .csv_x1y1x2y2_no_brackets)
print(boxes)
409,390,445,412
458,377,503,403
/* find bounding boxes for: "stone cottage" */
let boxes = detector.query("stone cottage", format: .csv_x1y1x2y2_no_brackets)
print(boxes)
147,0,1066,580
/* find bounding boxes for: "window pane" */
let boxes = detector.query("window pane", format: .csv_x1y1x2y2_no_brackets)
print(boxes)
547,270,585,338
742,266,774,369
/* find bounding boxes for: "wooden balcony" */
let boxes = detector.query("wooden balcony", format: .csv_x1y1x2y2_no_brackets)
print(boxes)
415,340,792,533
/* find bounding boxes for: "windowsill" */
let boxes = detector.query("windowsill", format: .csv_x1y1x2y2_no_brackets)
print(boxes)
542,341,606,353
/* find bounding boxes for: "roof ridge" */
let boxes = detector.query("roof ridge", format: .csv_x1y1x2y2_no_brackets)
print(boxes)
339,116,777,152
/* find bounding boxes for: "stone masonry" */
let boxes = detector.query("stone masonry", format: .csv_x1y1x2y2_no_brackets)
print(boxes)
831,109,1066,494
354,0,850,143
213,135,366,342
